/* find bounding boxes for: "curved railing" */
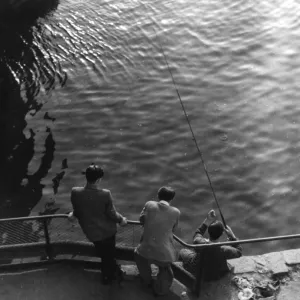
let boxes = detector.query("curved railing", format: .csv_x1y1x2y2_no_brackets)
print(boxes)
1,214,300,296
173,231,300,248
2,213,300,249
0,214,68,222
126,218,300,249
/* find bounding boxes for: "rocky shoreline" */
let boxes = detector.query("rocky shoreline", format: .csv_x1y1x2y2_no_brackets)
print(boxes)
195,248,300,300
120,248,300,299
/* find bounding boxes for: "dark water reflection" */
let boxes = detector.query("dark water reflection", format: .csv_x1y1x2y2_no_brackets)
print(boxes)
0,1,62,218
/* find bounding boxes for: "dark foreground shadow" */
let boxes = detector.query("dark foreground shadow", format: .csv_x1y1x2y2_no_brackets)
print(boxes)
0,0,60,25
0,262,184,300
0,0,62,219
0,0,66,266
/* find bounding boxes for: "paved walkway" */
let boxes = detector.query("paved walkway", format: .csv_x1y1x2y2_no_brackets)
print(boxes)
1,251,300,300
0,264,186,300
0,262,243,300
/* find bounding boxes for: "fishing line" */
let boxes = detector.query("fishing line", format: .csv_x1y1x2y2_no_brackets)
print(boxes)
146,17,227,227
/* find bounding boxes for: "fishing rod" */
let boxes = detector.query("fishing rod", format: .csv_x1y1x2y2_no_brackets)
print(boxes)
151,28,227,227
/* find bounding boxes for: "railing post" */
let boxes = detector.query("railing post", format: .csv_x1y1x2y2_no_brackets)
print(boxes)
132,224,135,247
194,249,205,297
42,219,53,260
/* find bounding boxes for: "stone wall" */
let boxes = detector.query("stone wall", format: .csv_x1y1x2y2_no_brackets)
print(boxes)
221,249,300,300
228,248,300,276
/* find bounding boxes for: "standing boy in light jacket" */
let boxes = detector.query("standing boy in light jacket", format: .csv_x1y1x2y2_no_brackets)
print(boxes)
135,186,180,296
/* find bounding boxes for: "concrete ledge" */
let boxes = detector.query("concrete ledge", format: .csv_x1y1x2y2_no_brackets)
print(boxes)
122,265,139,280
263,252,289,275
282,249,300,265
252,255,269,274
229,251,290,276
228,256,257,274
2,245,300,300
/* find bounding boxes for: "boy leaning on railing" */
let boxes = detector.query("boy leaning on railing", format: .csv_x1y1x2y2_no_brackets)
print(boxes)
68,164,127,285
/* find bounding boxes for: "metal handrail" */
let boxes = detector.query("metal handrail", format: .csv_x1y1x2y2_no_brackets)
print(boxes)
2,213,300,298
173,233,300,249
1,214,300,250
126,219,300,249
0,214,68,222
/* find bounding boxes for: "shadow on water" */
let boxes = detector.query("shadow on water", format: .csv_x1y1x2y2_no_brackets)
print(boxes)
0,0,63,222
0,0,60,24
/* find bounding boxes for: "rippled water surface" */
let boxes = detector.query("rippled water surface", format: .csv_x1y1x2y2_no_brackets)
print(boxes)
1,0,300,254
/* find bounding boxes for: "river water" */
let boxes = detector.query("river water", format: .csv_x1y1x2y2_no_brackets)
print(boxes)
1,0,300,255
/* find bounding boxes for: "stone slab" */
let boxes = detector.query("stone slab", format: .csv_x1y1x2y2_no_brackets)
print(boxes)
228,256,256,274
11,258,23,264
11,258,43,264
263,252,288,275
73,255,101,262
283,249,300,265
122,265,139,280
253,255,269,274
170,279,193,299
22,257,42,263
277,281,300,300
117,265,198,299
122,264,159,280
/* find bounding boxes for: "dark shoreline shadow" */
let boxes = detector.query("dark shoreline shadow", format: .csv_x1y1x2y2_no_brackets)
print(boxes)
0,0,64,263
0,0,61,220
0,0,60,25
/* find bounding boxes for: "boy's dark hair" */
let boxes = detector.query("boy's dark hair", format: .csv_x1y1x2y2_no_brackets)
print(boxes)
208,221,224,240
158,186,175,202
85,164,104,183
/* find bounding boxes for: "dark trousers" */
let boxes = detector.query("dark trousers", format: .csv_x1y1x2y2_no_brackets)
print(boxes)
93,235,118,280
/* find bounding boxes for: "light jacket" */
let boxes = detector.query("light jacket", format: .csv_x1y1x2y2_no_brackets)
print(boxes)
136,200,180,263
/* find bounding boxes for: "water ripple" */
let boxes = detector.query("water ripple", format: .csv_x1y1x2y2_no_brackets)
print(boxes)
2,0,300,254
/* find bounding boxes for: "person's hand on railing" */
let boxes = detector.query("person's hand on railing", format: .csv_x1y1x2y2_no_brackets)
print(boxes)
225,225,237,241
68,211,76,222
119,217,127,227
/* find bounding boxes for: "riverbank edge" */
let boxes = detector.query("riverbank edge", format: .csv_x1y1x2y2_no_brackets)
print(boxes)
4,247,300,299
0,0,40,12
0,0,58,21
